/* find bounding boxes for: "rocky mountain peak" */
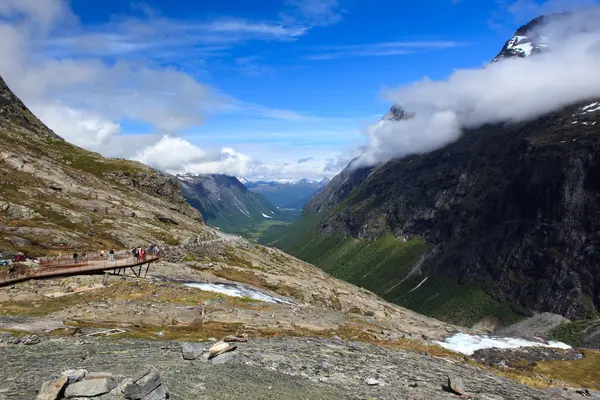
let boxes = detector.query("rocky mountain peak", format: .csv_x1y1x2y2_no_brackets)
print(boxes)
491,10,598,62
384,104,414,121
0,75,61,139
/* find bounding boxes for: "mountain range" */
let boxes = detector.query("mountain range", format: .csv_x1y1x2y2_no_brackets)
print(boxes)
177,173,278,231
263,13,600,330
243,178,330,209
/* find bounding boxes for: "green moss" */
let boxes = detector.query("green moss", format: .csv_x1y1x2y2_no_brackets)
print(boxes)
399,280,524,327
548,321,592,347
183,254,198,262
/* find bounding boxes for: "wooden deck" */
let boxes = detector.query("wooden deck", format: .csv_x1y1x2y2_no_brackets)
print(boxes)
0,255,160,286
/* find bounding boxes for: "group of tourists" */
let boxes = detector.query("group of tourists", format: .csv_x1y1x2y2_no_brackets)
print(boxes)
133,245,159,262
98,249,116,261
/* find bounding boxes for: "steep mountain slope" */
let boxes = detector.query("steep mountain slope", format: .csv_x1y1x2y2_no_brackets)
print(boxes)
266,15,600,326
246,178,329,209
0,78,207,253
178,173,278,230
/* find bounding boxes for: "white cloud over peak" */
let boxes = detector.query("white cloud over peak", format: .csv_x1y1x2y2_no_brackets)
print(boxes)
356,8,600,167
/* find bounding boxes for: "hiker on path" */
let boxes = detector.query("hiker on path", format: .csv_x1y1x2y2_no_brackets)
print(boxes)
82,252,87,262
109,249,115,262
73,253,78,264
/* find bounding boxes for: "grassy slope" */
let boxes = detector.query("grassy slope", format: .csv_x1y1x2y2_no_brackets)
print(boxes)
0,126,200,253
261,213,522,326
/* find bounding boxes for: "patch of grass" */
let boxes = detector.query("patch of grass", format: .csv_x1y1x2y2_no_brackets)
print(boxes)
263,213,525,327
237,296,261,303
0,282,236,317
535,350,600,391
399,280,525,327
183,254,198,262
548,321,593,347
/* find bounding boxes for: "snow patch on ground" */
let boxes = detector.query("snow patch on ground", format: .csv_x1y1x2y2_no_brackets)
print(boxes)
184,282,294,304
581,102,600,113
434,333,571,356
407,277,428,294
262,213,273,219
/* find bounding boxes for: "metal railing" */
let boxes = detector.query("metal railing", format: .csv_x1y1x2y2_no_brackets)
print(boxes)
0,255,160,284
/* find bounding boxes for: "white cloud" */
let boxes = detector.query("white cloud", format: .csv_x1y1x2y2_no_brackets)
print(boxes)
356,8,600,166
34,105,121,148
133,136,340,181
0,0,334,182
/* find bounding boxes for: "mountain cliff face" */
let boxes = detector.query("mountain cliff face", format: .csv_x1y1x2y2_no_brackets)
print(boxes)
269,15,600,324
178,174,278,229
0,75,205,253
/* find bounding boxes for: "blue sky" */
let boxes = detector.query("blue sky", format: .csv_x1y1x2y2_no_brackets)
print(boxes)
1,0,597,180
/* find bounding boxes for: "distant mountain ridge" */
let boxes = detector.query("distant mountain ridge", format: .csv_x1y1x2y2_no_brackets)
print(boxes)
178,173,278,230
242,178,330,209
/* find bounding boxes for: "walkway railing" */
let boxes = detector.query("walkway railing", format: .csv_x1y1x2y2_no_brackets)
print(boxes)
0,255,160,285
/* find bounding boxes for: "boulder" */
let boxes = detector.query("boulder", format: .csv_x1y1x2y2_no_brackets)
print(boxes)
61,369,87,384
36,376,68,400
223,335,248,343
365,378,380,386
23,335,40,345
447,375,466,396
211,351,237,365
208,341,237,360
122,366,167,400
64,377,117,398
180,342,204,360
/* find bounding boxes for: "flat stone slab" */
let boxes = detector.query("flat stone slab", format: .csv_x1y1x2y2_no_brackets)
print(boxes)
64,378,117,398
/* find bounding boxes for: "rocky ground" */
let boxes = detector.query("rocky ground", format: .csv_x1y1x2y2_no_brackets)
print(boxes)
0,245,465,344
2,332,593,400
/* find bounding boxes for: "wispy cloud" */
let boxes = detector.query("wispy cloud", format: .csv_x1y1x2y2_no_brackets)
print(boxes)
234,56,275,77
297,157,315,163
306,41,467,60
45,16,309,61
282,0,343,27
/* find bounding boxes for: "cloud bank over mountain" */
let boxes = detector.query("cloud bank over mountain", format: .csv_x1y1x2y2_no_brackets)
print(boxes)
357,8,600,166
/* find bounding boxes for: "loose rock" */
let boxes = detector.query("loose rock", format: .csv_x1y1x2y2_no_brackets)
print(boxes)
36,376,68,400
61,369,87,384
208,341,237,360
447,375,466,396
366,378,380,386
23,335,40,345
122,366,164,400
180,342,204,360
64,377,117,398
223,335,248,343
